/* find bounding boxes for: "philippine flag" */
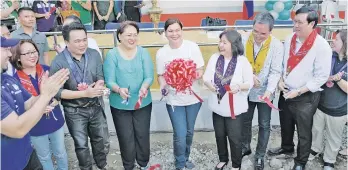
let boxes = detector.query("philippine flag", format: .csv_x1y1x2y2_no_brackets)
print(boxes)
243,0,254,20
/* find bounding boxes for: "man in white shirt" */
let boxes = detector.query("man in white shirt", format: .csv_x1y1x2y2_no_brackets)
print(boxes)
241,12,284,170
267,6,332,170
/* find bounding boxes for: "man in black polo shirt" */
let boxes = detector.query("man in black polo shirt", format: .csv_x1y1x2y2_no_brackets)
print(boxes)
50,22,109,170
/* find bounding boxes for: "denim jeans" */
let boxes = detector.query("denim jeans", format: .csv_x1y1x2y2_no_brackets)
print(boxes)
166,102,202,169
30,126,68,170
242,100,272,159
64,106,109,170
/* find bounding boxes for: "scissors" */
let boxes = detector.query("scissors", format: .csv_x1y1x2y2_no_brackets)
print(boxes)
159,89,168,101
121,85,130,105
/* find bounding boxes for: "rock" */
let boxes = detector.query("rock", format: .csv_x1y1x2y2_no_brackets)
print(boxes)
289,160,295,168
270,158,283,169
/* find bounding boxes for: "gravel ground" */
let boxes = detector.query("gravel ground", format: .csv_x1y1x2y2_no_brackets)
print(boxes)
65,126,347,170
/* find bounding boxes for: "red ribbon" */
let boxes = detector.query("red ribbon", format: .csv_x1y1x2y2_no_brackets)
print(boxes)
148,164,161,170
258,96,280,111
134,90,148,110
163,59,203,102
192,91,203,103
49,6,56,14
134,96,143,110
224,85,236,119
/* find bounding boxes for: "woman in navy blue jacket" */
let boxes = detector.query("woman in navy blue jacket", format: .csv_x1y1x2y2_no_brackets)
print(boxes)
11,39,68,170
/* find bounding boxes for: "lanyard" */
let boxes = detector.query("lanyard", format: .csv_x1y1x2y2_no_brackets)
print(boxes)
63,49,89,84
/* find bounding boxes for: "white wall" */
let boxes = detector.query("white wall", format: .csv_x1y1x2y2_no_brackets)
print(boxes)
141,0,347,14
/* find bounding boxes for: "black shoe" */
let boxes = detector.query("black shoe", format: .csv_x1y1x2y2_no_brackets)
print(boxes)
254,158,264,170
242,149,252,157
292,165,305,170
215,162,228,170
267,147,294,156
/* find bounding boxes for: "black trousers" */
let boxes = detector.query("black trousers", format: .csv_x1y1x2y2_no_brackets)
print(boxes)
213,112,243,168
110,103,152,170
278,91,320,165
23,150,43,170
64,106,109,170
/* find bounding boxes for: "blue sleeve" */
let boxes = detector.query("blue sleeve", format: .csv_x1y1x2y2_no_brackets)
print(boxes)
141,48,154,87
19,84,32,102
13,74,32,102
1,97,14,120
103,49,119,90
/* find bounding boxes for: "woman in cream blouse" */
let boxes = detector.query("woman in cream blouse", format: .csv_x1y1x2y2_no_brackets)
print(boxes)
203,30,253,170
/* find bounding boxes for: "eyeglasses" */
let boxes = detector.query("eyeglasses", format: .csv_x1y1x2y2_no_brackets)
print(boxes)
20,51,38,56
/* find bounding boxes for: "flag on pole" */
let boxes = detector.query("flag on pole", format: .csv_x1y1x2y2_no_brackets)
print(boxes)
243,0,254,19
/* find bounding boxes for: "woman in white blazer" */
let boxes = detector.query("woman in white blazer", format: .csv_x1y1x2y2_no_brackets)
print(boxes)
203,30,253,170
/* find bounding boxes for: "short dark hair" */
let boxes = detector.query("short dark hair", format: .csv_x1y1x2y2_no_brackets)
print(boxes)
116,21,139,43
62,22,87,41
219,30,244,57
164,18,183,31
295,6,319,28
11,39,40,70
18,7,34,16
65,15,82,24
336,29,347,57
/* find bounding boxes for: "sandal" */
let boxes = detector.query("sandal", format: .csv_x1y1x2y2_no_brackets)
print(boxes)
215,162,228,170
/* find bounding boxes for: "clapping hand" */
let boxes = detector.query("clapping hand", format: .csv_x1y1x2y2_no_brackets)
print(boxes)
40,69,70,99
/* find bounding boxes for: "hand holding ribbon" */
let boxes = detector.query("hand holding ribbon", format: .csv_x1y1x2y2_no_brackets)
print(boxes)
258,95,280,111
227,84,240,94
135,88,148,110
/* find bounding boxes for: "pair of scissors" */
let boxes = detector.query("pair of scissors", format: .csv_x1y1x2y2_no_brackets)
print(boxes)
121,85,130,105
159,89,168,101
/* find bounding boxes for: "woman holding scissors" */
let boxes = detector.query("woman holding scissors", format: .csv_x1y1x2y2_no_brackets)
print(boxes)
10,39,68,170
203,30,253,170
103,21,154,170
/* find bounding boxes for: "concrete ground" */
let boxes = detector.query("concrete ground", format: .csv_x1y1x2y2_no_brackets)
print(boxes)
65,126,347,170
